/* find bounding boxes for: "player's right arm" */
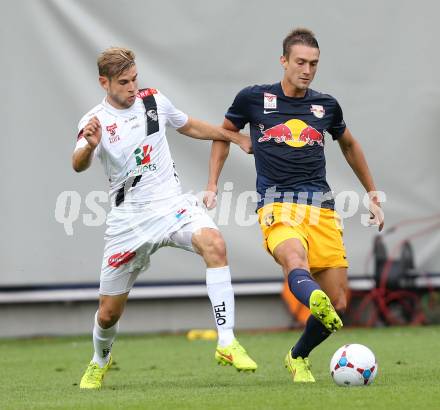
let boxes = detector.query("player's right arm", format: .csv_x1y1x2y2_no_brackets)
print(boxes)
203,119,238,209
72,116,102,172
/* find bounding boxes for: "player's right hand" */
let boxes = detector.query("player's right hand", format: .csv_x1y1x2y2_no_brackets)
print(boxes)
368,193,385,232
203,185,218,209
83,116,102,149
238,134,253,154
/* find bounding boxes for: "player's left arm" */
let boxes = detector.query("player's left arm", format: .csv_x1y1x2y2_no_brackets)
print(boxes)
337,127,384,231
177,117,252,154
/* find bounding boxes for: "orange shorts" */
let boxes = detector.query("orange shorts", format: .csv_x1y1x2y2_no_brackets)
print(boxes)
257,202,348,272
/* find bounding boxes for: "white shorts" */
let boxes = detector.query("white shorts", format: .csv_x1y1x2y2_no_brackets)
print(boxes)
100,193,218,295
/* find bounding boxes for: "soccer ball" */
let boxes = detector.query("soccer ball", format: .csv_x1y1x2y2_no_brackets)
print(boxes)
330,344,378,386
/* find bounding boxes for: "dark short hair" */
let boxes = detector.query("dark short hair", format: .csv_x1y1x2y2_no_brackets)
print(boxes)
283,28,319,57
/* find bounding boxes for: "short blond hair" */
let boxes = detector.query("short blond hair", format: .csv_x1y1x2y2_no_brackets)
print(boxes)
97,47,136,79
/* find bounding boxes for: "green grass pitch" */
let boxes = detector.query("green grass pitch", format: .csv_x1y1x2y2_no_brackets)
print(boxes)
1,326,439,409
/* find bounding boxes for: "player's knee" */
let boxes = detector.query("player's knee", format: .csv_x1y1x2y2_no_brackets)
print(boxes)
207,234,227,262
205,237,227,265
98,308,121,328
332,296,347,313
281,252,308,273
197,230,227,263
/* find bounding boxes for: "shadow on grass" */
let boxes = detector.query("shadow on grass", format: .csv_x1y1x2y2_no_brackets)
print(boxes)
106,376,291,391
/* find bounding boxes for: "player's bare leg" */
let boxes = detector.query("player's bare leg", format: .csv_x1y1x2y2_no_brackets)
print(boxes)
273,238,342,382
192,228,257,372
273,238,342,332
192,227,228,268
97,292,129,328
273,237,309,274
80,292,129,389
312,267,348,313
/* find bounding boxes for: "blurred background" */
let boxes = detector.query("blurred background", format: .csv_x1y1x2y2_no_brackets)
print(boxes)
1,0,440,337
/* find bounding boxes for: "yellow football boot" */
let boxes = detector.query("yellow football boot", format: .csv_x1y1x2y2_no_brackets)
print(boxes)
79,355,113,389
309,289,343,333
284,353,316,383
215,339,257,372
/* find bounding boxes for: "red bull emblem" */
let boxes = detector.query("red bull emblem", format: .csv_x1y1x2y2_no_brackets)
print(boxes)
258,124,293,143
310,104,325,119
258,120,324,147
298,126,324,147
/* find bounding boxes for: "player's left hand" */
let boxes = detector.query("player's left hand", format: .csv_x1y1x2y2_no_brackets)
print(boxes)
368,194,384,232
203,184,218,209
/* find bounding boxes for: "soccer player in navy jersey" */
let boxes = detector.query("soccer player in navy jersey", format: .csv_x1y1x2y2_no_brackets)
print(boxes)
204,28,384,382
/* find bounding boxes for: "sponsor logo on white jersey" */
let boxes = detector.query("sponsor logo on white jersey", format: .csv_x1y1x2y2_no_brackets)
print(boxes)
126,144,157,177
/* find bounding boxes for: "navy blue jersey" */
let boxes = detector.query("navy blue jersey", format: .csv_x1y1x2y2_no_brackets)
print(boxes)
225,82,346,210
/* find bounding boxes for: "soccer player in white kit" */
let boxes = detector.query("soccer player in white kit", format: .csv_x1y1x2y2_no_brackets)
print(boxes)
73,48,257,389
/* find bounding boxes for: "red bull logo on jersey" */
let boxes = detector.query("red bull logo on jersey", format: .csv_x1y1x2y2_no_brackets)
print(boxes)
298,125,324,146
310,104,325,119
108,251,136,268
258,124,293,143
258,119,324,148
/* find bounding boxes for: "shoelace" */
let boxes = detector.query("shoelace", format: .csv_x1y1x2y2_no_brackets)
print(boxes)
304,359,311,370
231,343,246,354
85,364,102,381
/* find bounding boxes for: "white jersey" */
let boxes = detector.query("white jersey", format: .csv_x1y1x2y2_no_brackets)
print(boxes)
74,88,188,206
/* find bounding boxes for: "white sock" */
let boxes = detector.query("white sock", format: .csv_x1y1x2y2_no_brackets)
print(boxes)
92,311,119,368
206,266,235,347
